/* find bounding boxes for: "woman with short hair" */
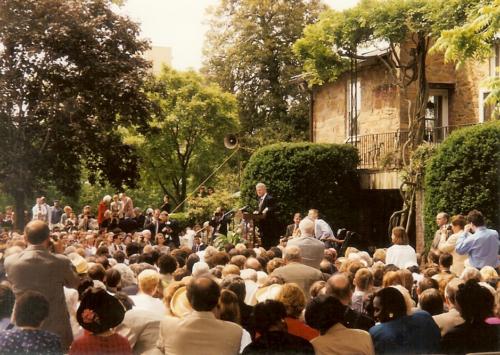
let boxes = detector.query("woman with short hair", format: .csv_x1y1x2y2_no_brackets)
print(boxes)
277,283,319,341
0,290,62,354
437,214,468,275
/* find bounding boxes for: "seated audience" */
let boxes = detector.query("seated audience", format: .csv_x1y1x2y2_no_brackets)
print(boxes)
242,300,314,355
0,290,62,354
305,294,374,355
369,287,440,354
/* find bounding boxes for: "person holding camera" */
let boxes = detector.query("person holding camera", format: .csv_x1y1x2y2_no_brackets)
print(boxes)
455,210,500,270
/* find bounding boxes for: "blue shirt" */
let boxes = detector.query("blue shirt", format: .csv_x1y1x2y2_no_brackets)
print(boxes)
0,328,62,355
369,310,440,355
455,227,500,269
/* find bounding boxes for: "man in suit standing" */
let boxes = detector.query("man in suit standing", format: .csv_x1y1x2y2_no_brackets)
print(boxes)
4,220,79,350
255,182,279,249
157,277,242,355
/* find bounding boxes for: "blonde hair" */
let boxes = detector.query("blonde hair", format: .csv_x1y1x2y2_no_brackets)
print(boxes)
222,264,240,278
383,271,402,287
480,266,498,282
277,283,306,318
218,289,241,324
138,269,160,295
373,249,386,263
163,281,185,316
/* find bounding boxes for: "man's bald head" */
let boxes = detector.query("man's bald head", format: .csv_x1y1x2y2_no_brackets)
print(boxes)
284,246,302,263
326,273,352,305
187,277,220,312
25,221,50,245
245,257,262,271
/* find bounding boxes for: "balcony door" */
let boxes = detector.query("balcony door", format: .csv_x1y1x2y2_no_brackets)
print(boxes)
424,89,449,142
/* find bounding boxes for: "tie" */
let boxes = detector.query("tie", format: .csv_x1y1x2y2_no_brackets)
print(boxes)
258,197,264,211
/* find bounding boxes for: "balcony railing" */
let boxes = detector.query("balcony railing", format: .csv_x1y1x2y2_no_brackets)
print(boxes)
356,123,478,169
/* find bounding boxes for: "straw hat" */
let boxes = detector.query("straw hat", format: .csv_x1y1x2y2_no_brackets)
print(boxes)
254,284,283,303
67,252,88,275
170,286,193,318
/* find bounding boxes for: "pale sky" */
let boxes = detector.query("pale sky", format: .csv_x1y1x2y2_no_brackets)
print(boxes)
119,0,359,70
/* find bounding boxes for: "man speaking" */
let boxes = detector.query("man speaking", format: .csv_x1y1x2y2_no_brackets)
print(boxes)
255,182,279,249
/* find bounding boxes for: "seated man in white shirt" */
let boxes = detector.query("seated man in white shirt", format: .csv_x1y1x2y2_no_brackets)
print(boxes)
130,269,166,314
308,209,344,248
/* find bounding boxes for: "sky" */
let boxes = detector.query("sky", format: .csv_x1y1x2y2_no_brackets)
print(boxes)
119,0,360,70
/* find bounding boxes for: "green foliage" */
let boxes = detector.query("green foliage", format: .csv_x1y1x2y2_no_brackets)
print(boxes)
424,122,500,246
213,231,243,251
203,0,326,142
294,0,478,86
0,0,150,228
130,66,239,207
401,143,438,189
186,190,240,225
240,142,361,230
432,0,499,112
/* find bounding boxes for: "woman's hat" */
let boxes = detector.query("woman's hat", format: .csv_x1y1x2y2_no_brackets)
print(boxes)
254,284,283,303
76,287,125,333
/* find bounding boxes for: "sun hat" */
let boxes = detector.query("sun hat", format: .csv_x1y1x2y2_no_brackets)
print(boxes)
76,287,125,334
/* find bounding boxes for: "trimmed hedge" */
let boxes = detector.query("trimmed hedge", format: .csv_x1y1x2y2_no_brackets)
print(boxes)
424,121,500,246
240,142,361,232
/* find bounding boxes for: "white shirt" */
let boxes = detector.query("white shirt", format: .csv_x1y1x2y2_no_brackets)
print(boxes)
131,293,166,314
386,244,417,269
314,218,334,240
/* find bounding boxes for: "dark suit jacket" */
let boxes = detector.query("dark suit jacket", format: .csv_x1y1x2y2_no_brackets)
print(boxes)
344,307,375,332
285,223,299,238
257,194,280,248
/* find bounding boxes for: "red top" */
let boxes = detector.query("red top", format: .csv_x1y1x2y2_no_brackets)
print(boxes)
285,317,320,341
69,332,132,355
97,201,107,226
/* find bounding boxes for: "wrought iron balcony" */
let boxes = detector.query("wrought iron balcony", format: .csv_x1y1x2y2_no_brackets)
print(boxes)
356,123,478,169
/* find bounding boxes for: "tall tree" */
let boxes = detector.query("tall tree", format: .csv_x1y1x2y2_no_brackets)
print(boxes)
294,0,478,231
202,0,326,144
131,67,239,209
0,0,150,229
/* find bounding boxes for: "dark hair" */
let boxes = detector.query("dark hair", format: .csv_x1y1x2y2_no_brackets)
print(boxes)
439,253,453,269
105,269,121,288
158,254,178,274
25,221,50,244
305,295,345,334
220,275,246,303
270,247,282,259
467,210,485,227
14,291,49,327
456,279,494,323
374,287,407,322
186,254,200,275
126,242,142,257
187,277,220,311
88,263,106,282
95,246,109,257
253,300,287,333
418,277,439,293
113,251,126,264
0,285,15,318
114,292,134,311
419,288,444,316
77,277,94,300
96,256,110,269
451,214,466,228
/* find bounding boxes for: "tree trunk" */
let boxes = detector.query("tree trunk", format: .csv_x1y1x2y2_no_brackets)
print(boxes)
411,34,429,149
14,188,26,232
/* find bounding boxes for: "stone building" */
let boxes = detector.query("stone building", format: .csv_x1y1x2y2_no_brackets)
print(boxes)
310,41,499,250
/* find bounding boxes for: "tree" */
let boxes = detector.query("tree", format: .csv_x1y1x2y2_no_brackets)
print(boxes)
202,0,326,144
432,0,499,116
131,67,239,209
294,0,478,231
0,0,150,229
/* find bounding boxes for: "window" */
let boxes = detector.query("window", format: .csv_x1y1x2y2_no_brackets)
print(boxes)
479,90,499,122
424,89,449,142
346,79,361,142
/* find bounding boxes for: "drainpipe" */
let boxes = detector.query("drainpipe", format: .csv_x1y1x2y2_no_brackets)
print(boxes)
309,88,314,142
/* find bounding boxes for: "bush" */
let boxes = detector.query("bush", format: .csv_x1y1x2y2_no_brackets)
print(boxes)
424,121,500,246
169,212,193,232
240,142,361,232
186,190,239,225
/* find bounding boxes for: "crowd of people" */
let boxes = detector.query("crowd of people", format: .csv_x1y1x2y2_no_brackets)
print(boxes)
0,184,499,355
